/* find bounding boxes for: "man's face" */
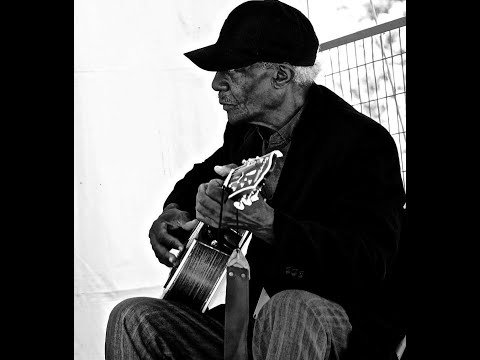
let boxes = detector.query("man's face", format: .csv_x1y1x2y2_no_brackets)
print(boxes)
212,63,276,126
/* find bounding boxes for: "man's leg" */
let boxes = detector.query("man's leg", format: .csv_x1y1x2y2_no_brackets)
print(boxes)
105,297,224,360
252,290,352,360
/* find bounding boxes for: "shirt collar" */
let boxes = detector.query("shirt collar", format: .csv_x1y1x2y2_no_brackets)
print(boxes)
256,103,306,150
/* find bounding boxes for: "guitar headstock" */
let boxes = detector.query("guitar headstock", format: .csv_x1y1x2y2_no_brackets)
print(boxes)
223,150,283,210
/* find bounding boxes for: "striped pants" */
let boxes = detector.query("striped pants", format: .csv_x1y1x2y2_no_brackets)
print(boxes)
105,290,352,360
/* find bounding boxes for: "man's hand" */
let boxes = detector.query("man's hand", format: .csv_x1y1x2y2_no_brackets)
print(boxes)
195,164,275,243
149,203,197,267
213,164,237,177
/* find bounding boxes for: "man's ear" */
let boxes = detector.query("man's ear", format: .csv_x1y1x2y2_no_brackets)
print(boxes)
272,63,295,88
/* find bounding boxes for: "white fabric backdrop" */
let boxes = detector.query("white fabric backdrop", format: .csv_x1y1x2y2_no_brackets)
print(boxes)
74,1,405,358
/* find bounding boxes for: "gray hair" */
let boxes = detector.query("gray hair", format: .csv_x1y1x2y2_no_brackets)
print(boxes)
262,60,321,87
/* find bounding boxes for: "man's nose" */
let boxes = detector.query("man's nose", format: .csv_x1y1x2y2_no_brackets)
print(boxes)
212,71,229,92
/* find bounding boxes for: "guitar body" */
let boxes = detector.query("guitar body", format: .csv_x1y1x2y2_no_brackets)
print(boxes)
160,150,283,312
162,222,251,312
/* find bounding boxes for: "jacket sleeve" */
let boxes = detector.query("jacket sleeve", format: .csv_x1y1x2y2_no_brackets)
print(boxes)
163,146,225,217
163,123,252,217
261,124,406,300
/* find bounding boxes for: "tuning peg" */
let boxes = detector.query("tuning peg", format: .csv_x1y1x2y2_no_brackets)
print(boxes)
233,201,245,210
251,190,260,202
243,195,252,206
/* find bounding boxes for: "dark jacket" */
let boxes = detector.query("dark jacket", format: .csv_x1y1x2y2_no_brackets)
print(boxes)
165,84,407,358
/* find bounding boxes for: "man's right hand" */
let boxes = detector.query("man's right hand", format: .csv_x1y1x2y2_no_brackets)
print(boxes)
149,203,197,267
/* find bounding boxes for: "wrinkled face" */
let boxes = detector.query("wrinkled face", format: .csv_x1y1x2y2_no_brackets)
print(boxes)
212,63,276,126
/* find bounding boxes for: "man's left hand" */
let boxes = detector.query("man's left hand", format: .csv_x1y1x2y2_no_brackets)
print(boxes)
195,177,275,244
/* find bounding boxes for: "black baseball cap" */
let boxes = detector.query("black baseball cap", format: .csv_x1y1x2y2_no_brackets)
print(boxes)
184,0,319,71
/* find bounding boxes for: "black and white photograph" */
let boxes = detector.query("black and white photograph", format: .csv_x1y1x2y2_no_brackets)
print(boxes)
74,1,407,359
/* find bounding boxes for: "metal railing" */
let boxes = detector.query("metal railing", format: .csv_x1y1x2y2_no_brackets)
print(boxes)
317,17,406,192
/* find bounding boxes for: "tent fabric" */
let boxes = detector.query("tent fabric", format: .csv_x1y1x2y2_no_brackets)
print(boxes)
74,1,238,357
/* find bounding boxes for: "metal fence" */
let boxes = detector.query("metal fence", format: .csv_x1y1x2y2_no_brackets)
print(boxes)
316,17,406,192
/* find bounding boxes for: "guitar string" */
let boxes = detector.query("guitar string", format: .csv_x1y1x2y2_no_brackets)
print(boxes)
236,208,240,253
169,180,230,308
169,242,229,309
217,184,226,245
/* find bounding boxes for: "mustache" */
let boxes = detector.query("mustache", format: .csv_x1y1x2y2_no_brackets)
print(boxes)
218,93,236,105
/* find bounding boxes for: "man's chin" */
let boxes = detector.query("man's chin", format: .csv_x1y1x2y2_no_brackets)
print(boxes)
226,111,247,126
226,116,239,125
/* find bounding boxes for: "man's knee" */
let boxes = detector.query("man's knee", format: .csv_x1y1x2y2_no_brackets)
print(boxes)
253,290,351,359
107,296,165,336
255,290,323,336
108,297,146,324
254,290,352,339
257,290,333,319
259,290,350,319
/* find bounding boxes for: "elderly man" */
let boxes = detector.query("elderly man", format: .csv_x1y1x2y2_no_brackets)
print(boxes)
105,1,406,359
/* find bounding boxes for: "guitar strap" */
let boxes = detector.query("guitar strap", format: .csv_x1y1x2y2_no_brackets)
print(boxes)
222,151,282,359
224,264,250,360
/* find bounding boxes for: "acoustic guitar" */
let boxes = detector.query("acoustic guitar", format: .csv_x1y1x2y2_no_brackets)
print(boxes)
160,150,283,312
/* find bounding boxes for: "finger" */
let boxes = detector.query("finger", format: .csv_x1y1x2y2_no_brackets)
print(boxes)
217,201,249,227
150,241,176,267
171,211,192,227
208,178,225,187
195,208,220,229
150,223,185,264
197,183,208,198
214,163,238,177
196,197,245,230
148,230,176,267
167,251,181,268
160,222,185,252
196,184,222,219
181,219,199,231
196,194,233,229
205,179,226,201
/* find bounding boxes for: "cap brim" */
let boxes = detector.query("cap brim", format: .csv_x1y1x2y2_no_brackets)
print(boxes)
184,43,256,72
